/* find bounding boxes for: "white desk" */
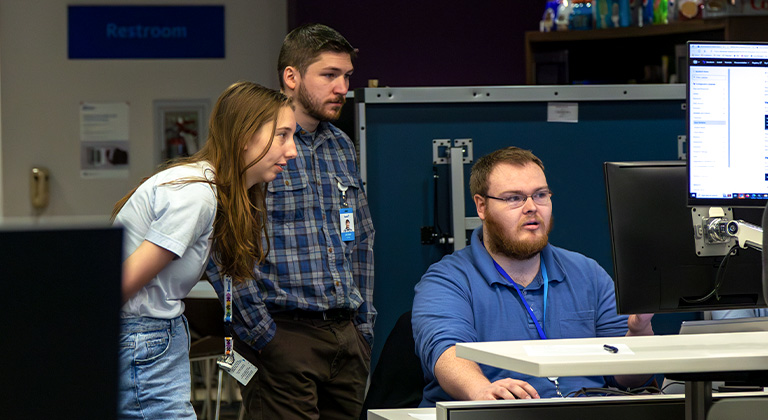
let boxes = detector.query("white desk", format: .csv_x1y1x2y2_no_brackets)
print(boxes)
368,394,768,420
186,280,217,299
367,407,434,420
456,331,768,377
456,332,768,420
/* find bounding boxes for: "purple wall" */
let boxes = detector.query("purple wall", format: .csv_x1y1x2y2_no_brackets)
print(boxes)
288,1,543,88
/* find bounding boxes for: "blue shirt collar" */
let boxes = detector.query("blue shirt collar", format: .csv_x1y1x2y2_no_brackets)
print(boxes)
471,226,565,289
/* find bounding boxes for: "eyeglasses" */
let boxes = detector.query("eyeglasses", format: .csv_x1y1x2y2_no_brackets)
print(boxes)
485,190,552,209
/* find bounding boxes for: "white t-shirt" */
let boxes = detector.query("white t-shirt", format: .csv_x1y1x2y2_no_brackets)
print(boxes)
115,161,216,318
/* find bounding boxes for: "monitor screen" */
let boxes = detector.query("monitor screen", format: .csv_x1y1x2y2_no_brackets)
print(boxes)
0,223,122,419
687,41,768,208
605,161,765,314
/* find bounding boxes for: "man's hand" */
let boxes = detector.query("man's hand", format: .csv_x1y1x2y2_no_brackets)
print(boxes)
615,313,655,388
469,378,540,400
627,313,654,336
434,346,541,402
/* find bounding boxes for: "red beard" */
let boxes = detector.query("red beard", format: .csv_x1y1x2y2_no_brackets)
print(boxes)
484,210,552,260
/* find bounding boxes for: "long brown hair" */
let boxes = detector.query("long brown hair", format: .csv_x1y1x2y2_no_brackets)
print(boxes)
112,81,293,283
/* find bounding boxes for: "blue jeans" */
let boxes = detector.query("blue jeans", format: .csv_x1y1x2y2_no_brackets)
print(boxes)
118,315,196,420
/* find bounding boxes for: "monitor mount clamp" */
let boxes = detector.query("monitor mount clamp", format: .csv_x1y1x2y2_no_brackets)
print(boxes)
694,207,763,256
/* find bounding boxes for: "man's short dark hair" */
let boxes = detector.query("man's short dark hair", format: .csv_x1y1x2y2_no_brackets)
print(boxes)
277,23,357,89
469,147,546,197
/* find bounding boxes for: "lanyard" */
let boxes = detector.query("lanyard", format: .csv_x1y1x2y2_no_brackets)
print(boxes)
494,258,549,340
219,275,234,367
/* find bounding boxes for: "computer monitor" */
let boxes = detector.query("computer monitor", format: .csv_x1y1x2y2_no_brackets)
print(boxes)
604,161,765,314
0,222,122,419
687,41,768,208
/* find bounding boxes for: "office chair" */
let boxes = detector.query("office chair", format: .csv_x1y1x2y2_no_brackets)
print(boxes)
359,311,426,420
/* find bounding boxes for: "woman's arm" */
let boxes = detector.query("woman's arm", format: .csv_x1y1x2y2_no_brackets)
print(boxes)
121,240,175,303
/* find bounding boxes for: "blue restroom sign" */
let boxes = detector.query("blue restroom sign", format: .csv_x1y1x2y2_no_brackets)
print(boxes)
68,5,225,59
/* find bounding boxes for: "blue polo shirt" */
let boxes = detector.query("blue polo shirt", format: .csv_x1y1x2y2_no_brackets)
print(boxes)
412,227,628,405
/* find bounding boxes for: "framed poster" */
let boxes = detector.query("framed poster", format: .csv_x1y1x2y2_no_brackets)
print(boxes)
154,99,209,165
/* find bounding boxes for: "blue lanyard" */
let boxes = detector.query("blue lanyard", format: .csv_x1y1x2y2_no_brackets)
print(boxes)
494,258,549,340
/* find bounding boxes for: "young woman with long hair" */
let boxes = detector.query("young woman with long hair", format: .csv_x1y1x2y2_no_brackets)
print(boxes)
113,81,296,419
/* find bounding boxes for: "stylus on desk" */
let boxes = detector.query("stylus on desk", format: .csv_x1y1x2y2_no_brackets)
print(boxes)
603,344,619,354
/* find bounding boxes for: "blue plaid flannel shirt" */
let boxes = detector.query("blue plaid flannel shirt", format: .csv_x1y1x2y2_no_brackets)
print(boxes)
207,121,376,350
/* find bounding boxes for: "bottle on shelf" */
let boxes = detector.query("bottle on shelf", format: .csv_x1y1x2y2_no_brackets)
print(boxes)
555,0,574,30
635,0,655,26
596,0,632,28
653,0,669,23
569,0,594,30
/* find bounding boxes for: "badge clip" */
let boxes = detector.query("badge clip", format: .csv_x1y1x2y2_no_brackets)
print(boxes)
216,354,235,372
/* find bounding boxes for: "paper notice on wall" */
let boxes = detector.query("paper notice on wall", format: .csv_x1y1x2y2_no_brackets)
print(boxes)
80,102,130,178
547,102,579,123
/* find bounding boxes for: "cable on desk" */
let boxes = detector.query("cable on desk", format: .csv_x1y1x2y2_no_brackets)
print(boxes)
567,386,662,398
660,380,685,394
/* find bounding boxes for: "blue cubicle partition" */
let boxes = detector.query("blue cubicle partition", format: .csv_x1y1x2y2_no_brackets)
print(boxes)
354,85,689,369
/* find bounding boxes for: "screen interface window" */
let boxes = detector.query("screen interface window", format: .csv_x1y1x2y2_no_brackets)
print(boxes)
688,42,768,202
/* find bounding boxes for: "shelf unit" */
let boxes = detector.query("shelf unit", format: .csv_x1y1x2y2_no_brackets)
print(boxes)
525,16,768,84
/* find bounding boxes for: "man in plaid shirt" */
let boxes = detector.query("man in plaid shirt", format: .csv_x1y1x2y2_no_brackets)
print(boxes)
207,24,375,420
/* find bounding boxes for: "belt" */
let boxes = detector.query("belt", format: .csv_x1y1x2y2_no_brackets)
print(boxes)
274,308,355,321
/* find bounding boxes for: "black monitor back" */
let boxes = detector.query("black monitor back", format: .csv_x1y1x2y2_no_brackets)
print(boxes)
604,161,765,314
0,224,122,420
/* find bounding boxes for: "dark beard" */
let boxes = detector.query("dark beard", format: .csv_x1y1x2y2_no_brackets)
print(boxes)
296,82,345,122
484,210,552,260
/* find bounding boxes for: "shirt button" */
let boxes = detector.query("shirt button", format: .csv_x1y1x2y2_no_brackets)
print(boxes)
327,247,333,254
335,281,340,286
284,180,291,186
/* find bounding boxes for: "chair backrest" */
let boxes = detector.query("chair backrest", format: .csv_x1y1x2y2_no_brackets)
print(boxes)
360,311,425,419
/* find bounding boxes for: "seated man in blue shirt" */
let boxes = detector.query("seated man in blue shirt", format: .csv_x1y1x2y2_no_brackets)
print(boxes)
412,146,654,405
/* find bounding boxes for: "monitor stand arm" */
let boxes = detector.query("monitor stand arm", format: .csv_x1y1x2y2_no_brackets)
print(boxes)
726,219,763,251
695,206,763,253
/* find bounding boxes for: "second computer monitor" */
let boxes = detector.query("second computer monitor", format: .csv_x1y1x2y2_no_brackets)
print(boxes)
687,41,768,208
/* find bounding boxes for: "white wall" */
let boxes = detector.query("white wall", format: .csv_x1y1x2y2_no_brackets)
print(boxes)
0,0,287,219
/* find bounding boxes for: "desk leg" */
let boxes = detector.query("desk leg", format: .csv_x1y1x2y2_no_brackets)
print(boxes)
685,380,712,420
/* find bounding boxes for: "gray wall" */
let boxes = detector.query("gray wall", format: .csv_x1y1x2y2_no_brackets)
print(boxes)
0,0,287,219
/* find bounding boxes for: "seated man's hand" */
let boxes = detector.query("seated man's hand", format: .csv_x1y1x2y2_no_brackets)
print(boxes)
617,313,656,388
627,313,654,336
470,378,540,400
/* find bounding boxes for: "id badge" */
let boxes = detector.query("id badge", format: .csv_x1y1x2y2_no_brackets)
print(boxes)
340,208,355,241
222,350,257,386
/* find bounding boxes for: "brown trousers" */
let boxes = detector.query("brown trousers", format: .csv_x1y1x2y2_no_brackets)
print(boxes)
234,315,371,420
